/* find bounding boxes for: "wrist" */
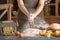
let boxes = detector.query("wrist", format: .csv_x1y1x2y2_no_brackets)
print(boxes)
24,12,30,17
34,13,37,17
34,12,40,17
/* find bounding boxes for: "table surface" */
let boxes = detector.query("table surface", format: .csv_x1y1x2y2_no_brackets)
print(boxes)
0,36,60,40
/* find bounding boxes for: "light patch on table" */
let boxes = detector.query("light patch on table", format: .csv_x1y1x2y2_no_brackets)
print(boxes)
22,28,41,37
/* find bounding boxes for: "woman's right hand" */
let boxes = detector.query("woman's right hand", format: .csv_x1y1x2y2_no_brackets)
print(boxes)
28,13,35,24
28,16,34,24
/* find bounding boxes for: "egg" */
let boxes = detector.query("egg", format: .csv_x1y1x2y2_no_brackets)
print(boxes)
16,31,23,38
45,30,52,37
39,30,47,36
55,30,60,36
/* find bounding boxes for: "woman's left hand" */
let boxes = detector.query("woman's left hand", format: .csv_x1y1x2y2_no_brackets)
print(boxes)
30,13,37,18
28,13,37,24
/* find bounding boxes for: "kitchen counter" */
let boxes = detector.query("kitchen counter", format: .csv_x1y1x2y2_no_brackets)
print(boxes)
0,36,20,40
0,36,60,40
20,36,60,40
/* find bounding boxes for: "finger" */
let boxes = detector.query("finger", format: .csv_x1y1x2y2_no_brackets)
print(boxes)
28,19,33,24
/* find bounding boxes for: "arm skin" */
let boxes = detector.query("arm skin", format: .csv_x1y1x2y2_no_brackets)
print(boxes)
28,0,45,23
34,0,45,17
17,0,45,23
17,0,29,17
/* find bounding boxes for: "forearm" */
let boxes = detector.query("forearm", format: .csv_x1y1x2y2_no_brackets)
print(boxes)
18,5,29,16
34,4,44,16
34,0,45,17
17,0,29,17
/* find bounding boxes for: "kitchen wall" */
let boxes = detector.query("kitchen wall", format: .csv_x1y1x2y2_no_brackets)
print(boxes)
0,0,7,21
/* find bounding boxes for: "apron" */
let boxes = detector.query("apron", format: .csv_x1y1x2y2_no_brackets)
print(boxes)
18,0,49,32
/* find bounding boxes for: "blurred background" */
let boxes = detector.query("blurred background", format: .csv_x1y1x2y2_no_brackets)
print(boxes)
0,0,60,24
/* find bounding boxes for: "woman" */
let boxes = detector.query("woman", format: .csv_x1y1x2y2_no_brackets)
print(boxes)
17,0,50,36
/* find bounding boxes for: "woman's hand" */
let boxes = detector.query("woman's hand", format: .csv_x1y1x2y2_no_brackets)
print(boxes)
28,16,34,24
30,13,37,18
28,13,37,24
